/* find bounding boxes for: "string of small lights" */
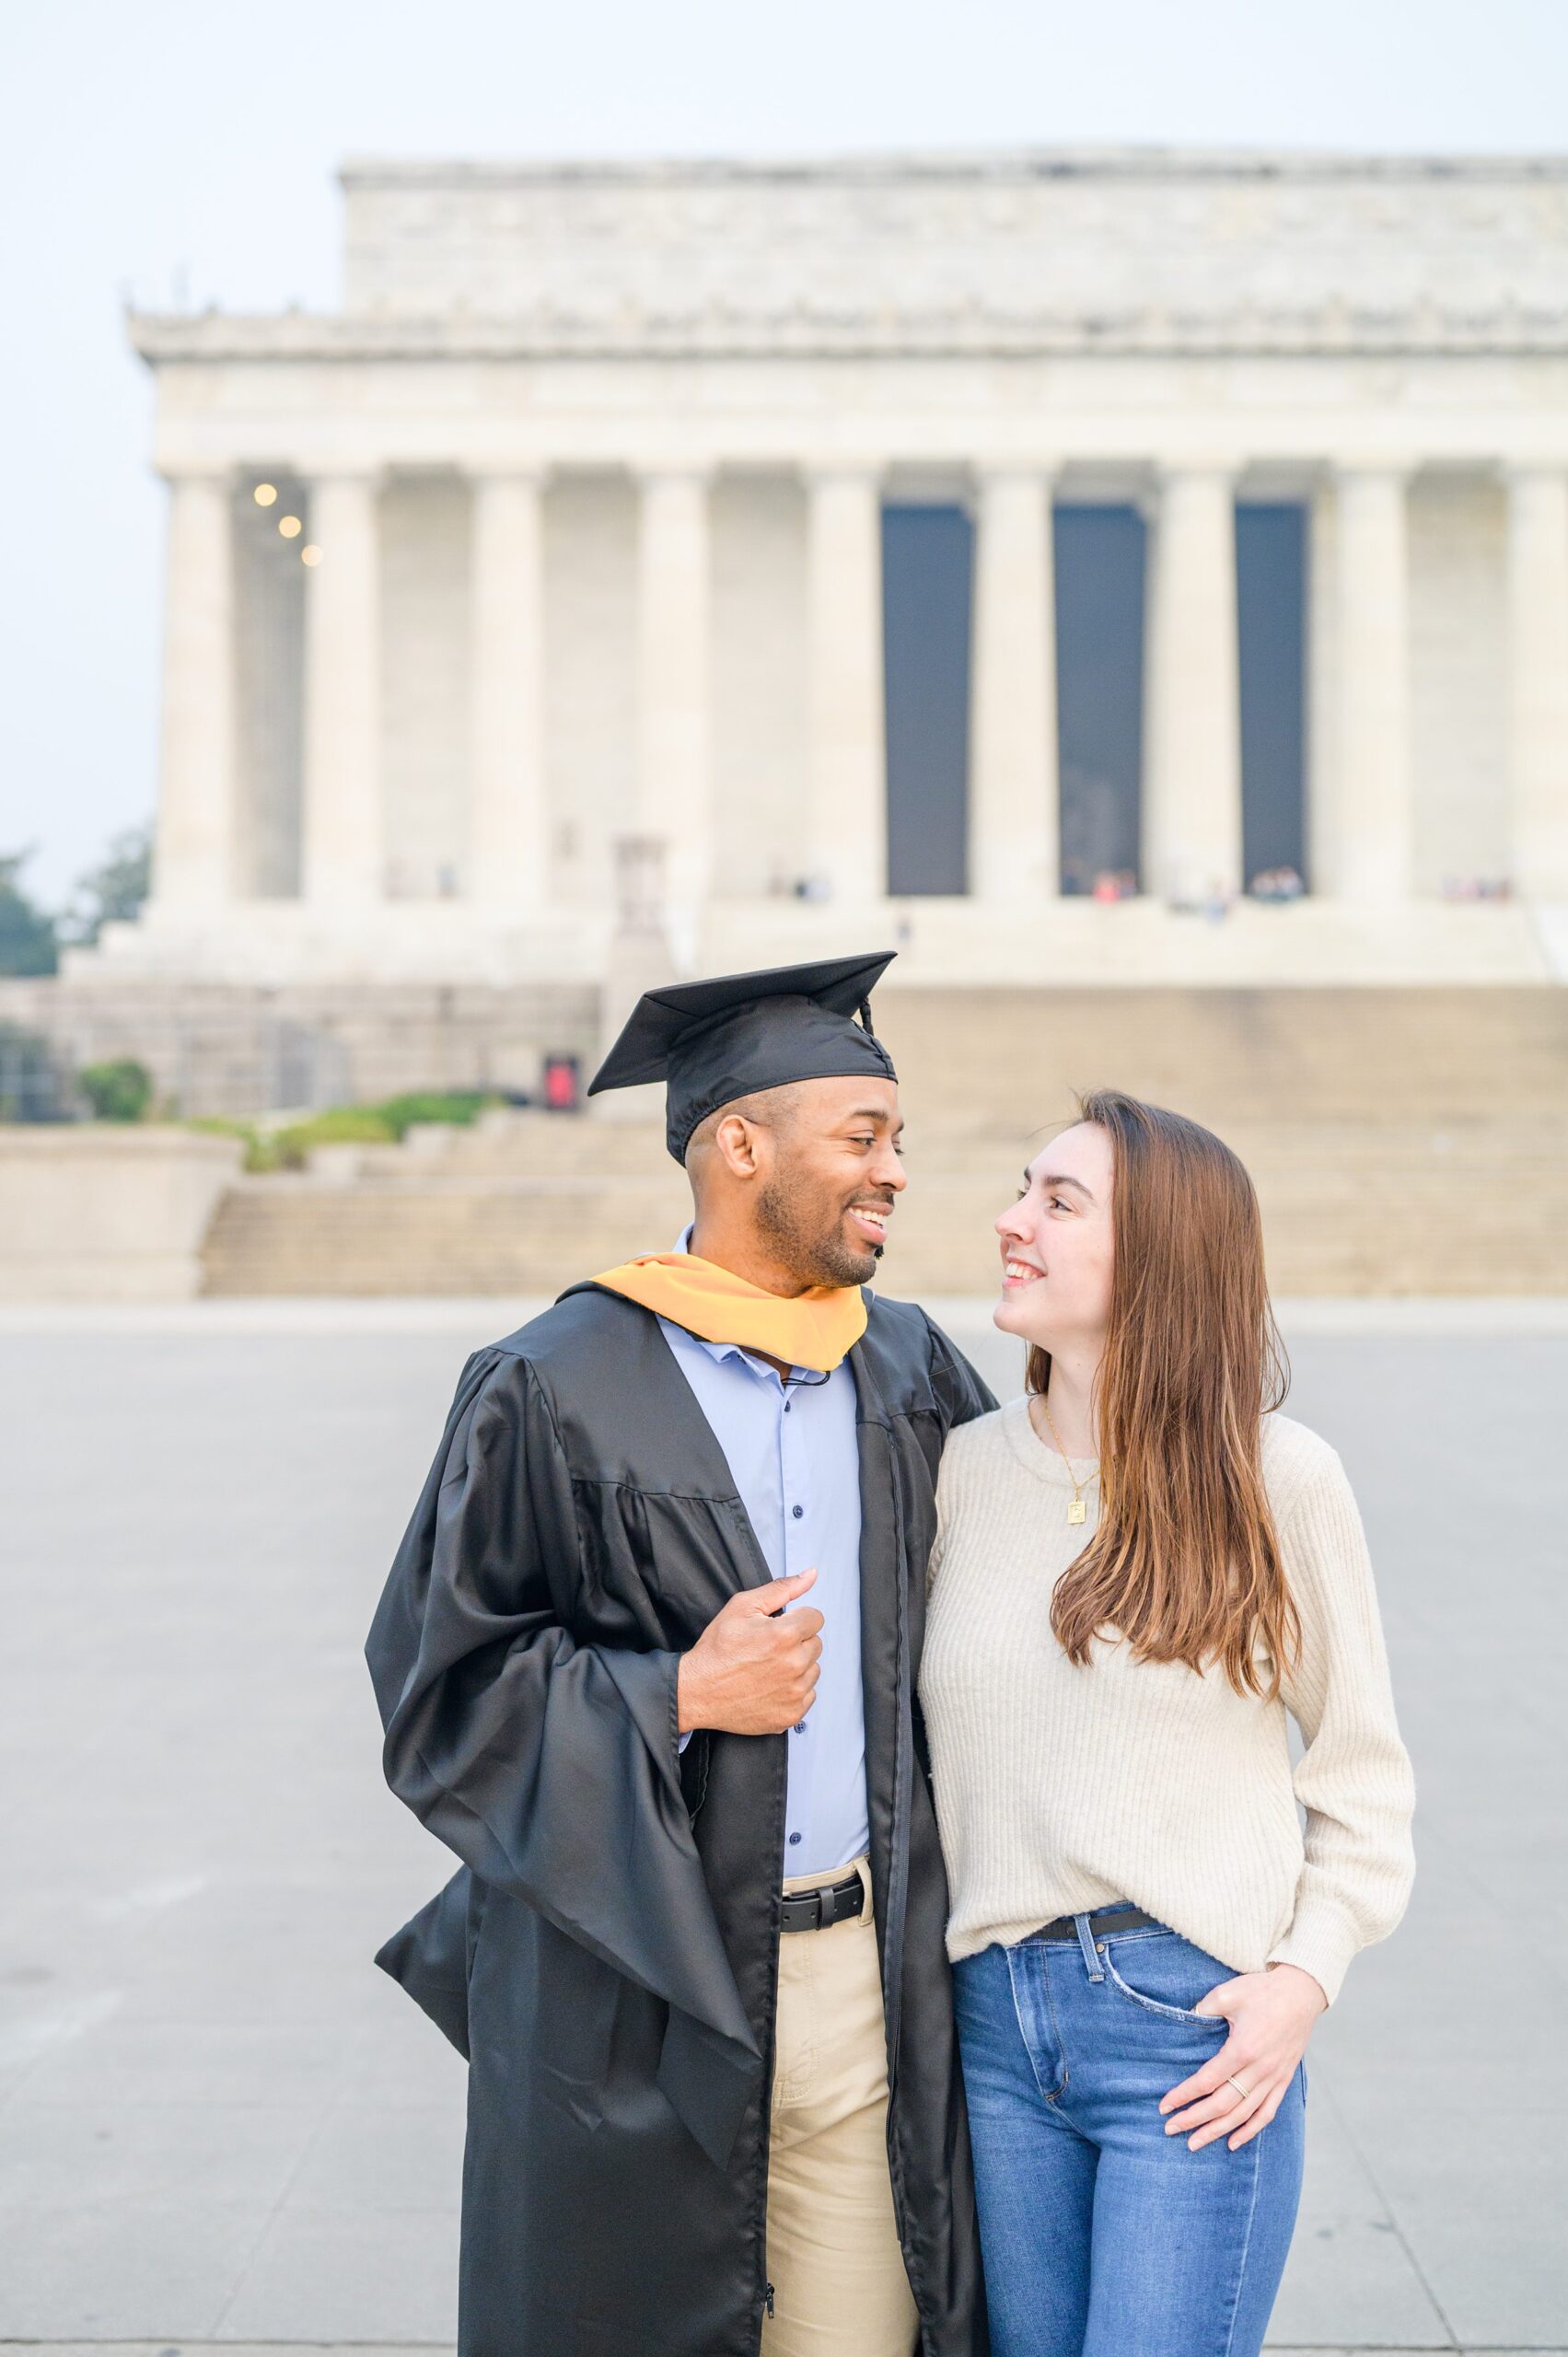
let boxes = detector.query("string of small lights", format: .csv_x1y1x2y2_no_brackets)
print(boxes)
252,482,319,564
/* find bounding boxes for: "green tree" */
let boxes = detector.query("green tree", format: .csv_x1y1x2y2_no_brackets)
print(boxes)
0,851,59,976
62,824,152,947
79,1059,154,1122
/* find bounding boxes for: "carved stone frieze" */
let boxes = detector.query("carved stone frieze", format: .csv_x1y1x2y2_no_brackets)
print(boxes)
131,299,1568,364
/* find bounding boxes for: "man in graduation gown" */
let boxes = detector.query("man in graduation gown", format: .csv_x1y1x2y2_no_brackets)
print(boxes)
366,952,997,2357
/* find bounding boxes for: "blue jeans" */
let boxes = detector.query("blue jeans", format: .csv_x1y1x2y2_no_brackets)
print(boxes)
953,1919,1306,2357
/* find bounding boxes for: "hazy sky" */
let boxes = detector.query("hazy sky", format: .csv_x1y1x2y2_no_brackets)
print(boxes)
5,0,1564,902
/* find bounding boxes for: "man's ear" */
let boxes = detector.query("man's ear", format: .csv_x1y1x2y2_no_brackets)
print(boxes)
713,1110,761,1178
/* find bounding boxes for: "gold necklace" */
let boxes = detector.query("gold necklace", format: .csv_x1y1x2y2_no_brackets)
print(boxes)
1037,1391,1101,1527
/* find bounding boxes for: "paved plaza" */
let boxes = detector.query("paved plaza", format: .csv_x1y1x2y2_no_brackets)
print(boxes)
1,1303,1564,2353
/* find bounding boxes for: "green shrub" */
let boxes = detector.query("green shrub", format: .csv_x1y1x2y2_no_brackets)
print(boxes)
184,1115,274,1172
272,1107,400,1167
183,1089,500,1171
79,1059,154,1122
377,1090,494,1137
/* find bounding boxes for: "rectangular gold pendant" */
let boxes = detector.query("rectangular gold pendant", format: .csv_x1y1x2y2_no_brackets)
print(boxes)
1068,1498,1087,1525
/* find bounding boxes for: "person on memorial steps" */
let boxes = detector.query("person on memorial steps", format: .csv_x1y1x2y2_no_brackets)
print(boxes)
366,951,997,2357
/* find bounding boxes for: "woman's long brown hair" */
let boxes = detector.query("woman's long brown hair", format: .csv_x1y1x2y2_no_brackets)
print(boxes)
1031,1090,1297,1698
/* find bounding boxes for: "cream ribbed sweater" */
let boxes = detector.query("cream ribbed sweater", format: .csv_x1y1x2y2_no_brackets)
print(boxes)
920,1396,1415,2003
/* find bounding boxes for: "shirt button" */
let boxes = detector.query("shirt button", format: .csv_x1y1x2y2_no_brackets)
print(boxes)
792,1504,803,1519
784,1400,792,1413
788,1831,802,1845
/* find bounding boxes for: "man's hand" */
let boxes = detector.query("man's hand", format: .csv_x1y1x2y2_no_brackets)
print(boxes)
1158,1962,1328,2152
677,1570,823,1737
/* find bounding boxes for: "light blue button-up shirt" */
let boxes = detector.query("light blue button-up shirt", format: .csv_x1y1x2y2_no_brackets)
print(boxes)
659,1229,869,1878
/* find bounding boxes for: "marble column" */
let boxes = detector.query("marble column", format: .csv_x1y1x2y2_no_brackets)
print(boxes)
1333,467,1412,904
1306,482,1340,900
1144,465,1243,903
635,469,712,922
302,471,382,910
970,470,1059,900
807,469,887,902
470,471,549,910
153,470,236,912
1505,467,1568,900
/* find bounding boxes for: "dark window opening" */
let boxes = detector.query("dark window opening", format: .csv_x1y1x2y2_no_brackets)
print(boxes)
1053,505,1147,896
1237,503,1308,894
882,503,973,896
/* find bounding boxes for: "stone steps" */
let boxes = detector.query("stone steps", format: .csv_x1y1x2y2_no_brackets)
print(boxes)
199,988,1568,1297
354,987,1568,1167
201,1122,1568,1297
377,1108,1568,1177
876,984,1568,1132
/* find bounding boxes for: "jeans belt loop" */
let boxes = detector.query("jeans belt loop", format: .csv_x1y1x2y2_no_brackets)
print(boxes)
1074,1911,1105,1980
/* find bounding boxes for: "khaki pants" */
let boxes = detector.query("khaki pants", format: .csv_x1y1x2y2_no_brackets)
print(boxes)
762,1856,920,2357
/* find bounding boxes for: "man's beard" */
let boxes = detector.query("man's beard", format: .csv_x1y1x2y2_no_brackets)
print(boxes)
753,1175,877,1288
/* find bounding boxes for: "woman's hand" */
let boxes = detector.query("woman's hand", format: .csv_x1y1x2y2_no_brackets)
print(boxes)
1158,1963,1327,2152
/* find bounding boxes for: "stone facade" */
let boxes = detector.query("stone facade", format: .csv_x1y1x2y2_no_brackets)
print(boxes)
92,149,1568,1003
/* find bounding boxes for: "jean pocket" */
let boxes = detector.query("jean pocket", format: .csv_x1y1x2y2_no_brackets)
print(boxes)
1101,1935,1232,2028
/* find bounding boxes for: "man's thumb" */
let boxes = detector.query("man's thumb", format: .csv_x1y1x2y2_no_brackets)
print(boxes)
756,1567,818,1612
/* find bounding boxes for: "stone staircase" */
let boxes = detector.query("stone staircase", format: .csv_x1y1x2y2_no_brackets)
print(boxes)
200,987,1568,1298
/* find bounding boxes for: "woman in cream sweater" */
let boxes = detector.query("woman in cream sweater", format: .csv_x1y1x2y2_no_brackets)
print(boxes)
920,1089,1414,2357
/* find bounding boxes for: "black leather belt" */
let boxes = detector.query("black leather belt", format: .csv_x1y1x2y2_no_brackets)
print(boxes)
1035,1904,1157,1942
779,1871,866,1934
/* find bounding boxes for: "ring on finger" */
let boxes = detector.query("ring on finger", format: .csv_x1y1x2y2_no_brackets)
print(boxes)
1225,2074,1251,2101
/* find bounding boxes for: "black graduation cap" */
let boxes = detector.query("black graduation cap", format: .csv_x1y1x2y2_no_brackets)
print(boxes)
587,950,899,1165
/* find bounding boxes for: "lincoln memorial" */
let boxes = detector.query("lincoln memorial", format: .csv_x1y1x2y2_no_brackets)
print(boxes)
73,151,1568,1059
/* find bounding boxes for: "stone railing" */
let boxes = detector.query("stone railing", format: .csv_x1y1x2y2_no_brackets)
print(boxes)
0,1127,244,1301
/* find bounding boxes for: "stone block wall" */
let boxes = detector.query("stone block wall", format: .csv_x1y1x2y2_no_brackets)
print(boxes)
0,976,600,1119
712,473,809,896
1409,474,1508,893
543,474,636,909
382,473,472,898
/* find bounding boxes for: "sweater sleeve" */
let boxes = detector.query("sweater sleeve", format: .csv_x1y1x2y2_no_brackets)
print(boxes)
1269,1441,1416,2005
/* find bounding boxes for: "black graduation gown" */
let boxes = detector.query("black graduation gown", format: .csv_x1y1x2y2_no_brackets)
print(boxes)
366,1283,997,2357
